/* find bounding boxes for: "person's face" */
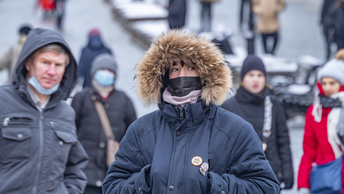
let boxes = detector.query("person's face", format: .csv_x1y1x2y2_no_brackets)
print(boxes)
169,61,200,79
321,77,341,97
242,70,266,94
25,51,67,89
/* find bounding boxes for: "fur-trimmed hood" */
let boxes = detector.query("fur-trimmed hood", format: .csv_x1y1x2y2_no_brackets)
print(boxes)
136,30,232,106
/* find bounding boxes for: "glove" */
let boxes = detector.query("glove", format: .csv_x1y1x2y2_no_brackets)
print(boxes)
299,188,310,194
281,177,294,189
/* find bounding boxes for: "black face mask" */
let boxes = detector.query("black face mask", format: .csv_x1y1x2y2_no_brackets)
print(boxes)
167,77,203,97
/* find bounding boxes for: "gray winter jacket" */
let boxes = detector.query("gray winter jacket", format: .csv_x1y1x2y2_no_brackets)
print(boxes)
0,28,88,194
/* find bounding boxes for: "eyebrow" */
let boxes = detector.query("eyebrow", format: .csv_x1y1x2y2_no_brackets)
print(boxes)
40,57,66,65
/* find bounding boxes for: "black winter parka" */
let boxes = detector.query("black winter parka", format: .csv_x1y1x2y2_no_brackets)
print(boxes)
102,101,280,194
221,86,294,189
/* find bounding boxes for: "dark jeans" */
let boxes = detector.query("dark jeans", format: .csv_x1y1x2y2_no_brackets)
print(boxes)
84,185,102,194
200,2,212,32
261,32,279,55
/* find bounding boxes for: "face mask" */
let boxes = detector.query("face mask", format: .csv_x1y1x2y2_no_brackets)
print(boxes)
94,69,115,87
28,65,60,95
167,77,203,97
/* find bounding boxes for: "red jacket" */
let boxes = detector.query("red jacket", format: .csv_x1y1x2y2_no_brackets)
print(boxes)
298,83,344,191
40,0,55,11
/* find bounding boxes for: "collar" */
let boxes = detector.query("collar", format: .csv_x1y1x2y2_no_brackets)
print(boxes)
26,83,50,110
236,86,270,105
162,88,201,106
158,100,214,127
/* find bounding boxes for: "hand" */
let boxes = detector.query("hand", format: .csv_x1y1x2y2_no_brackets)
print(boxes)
299,188,310,194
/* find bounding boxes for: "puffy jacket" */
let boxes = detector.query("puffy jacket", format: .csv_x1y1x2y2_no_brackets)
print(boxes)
103,101,280,193
0,28,88,194
71,87,137,187
102,30,280,194
221,86,294,189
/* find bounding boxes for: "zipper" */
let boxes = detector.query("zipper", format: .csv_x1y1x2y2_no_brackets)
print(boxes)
32,111,44,194
179,107,185,120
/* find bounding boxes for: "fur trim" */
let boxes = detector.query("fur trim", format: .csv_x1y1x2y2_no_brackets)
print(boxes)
136,30,232,106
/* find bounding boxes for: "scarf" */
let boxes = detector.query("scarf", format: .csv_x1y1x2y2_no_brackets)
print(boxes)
312,91,344,157
163,88,201,106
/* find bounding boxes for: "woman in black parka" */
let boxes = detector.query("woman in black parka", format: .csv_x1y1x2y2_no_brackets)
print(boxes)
102,30,280,194
222,55,294,190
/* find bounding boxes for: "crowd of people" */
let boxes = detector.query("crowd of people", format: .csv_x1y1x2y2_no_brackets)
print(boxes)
0,0,344,193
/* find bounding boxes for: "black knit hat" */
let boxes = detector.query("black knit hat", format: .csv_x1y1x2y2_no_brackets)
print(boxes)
19,25,32,35
240,55,267,80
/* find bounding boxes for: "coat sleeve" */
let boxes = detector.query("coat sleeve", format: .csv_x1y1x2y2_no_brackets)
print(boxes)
0,48,12,71
275,103,294,189
102,125,151,194
208,122,280,194
124,96,137,130
297,107,316,189
71,91,85,130
77,50,87,79
64,140,89,194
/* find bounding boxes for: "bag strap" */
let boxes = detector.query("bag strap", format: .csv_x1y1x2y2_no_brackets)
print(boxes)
262,96,272,151
93,99,114,140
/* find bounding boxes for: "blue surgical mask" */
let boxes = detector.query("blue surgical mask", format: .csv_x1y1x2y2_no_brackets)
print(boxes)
94,70,115,86
28,65,60,95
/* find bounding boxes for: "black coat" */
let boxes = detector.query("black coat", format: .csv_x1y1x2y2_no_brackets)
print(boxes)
0,28,88,194
102,101,280,194
335,2,344,39
221,87,294,189
78,36,112,88
71,88,137,187
167,0,187,29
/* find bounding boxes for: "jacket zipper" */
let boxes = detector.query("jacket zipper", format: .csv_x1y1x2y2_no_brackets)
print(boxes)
32,110,44,194
179,107,185,120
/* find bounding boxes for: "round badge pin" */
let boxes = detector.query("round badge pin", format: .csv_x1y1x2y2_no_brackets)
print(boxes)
191,156,203,166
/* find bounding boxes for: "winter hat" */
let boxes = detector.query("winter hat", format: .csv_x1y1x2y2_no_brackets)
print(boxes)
317,58,344,85
88,29,101,37
91,53,117,75
240,55,267,80
19,25,32,35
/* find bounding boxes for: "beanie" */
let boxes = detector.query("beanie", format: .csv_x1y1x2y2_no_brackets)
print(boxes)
91,53,117,76
88,29,101,37
241,55,267,80
19,25,32,35
317,58,344,85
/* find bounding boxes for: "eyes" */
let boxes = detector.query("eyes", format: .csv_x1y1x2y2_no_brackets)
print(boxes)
171,66,196,72
41,60,64,68
248,73,263,77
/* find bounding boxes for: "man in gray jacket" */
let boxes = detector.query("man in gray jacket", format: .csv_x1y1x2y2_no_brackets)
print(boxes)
0,28,88,194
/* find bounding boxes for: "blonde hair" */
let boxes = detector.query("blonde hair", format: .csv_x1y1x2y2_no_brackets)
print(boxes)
30,44,70,65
